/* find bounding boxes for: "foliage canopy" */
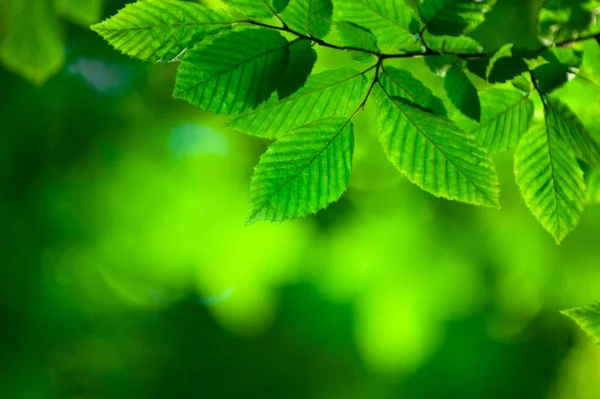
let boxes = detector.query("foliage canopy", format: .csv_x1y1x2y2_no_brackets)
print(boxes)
89,0,600,247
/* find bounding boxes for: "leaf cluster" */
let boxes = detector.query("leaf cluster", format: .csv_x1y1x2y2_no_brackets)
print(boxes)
91,0,600,243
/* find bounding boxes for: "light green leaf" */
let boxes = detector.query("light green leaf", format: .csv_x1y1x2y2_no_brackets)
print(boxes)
333,0,421,52
248,117,354,223
334,21,379,63
55,0,103,26
547,98,600,167
278,39,317,99
379,65,447,116
174,28,290,114
281,0,333,39
422,33,483,54
374,87,500,208
461,89,534,153
515,125,585,244
230,67,369,139
223,0,283,18
444,65,480,121
420,0,497,36
562,302,600,344
0,0,64,85
91,0,234,62
587,169,600,204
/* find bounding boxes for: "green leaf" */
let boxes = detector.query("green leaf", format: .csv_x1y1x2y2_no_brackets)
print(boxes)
461,89,534,154
379,65,447,116
230,67,370,139
374,87,500,208
444,65,481,121
333,0,421,52
562,302,600,344
223,0,283,18
91,0,234,62
422,33,483,54
247,117,354,223
511,73,534,93
515,124,585,244
587,169,600,204
425,54,458,76
547,98,600,167
174,28,290,114
55,0,103,26
334,21,379,63
420,0,497,36
486,45,534,84
278,39,317,99
281,0,333,39
0,0,64,85
539,0,600,42
533,48,583,93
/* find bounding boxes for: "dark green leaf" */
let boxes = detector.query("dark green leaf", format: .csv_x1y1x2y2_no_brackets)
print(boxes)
174,28,290,114
444,65,481,121
281,0,333,39
230,67,370,138
425,55,458,76
278,39,317,99
248,117,354,223
420,0,497,36
91,0,234,62
533,48,583,93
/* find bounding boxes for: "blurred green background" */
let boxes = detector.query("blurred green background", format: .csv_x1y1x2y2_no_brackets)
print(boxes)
2,0,600,398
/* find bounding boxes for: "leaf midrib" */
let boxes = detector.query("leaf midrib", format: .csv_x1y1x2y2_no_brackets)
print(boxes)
380,85,497,205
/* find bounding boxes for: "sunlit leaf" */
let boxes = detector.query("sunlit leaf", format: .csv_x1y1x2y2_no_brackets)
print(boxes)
230,67,369,138
91,0,234,62
461,89,534,153
444,65,480,121
562,302,600,344
374,86,500,208
174,28,290,114
515,124,585,244
248,117,354,223
587,169,600,204
333,0,421,52
379,65,447,116
281,0,333,39
547,98,600,167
